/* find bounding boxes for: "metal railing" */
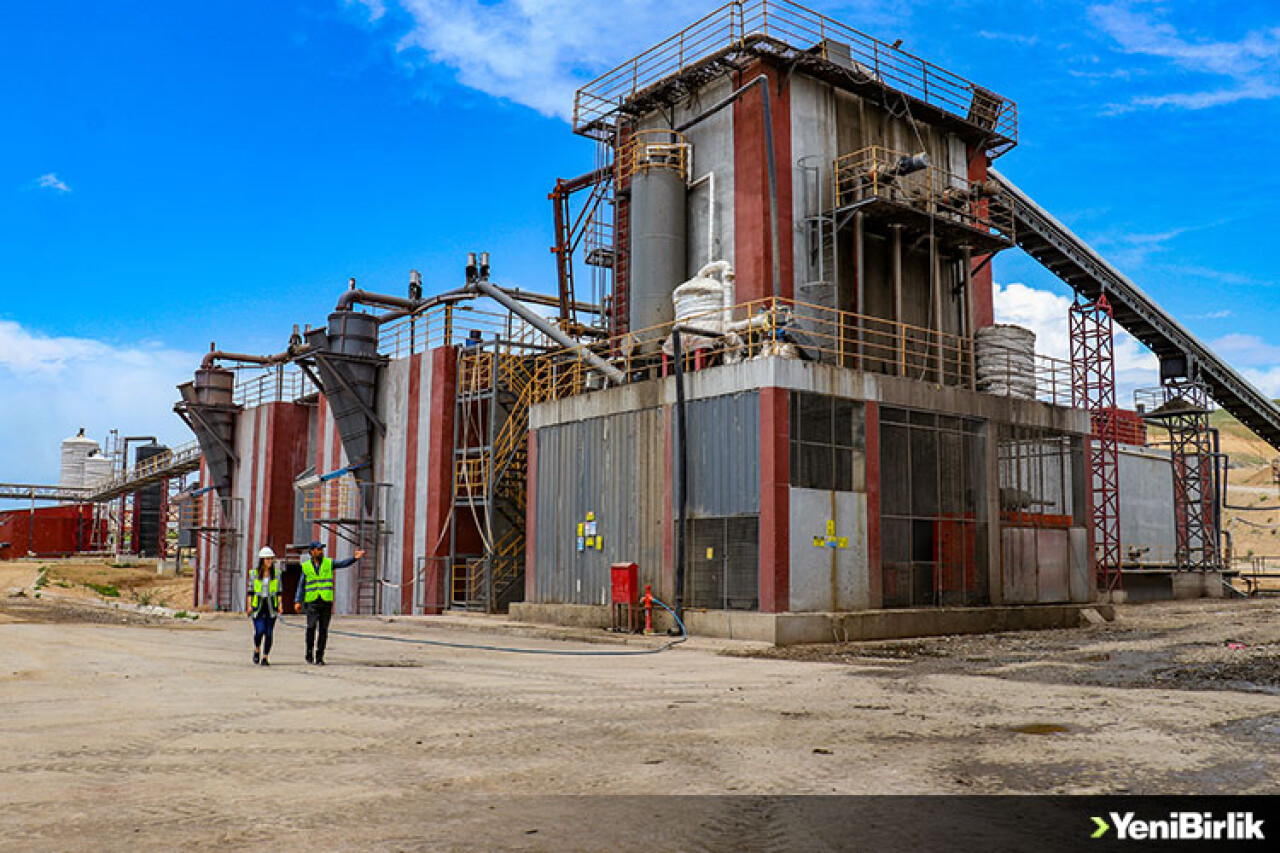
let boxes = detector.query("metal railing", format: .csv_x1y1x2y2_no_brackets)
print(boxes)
528,296,1072,408
83,440,203,502
573,0,1017,149
377,302,557,360
616,129,689,181
234,368,317,407
302,475,363,522
833,146,1014,241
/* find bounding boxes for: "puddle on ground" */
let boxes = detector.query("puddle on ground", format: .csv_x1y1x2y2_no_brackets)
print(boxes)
1010,723,1070,735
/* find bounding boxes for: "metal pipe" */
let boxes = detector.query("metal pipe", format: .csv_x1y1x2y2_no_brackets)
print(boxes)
854,211,864,368
672,329,688,615
471,279,625,383
675,73,781,301
200,347,301,370
335,286,421,314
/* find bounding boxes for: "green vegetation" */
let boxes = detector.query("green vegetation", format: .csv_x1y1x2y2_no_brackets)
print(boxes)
86,582,120,598
33,566,50,591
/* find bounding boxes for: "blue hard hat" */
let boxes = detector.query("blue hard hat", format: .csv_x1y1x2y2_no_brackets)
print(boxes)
308,540,325,550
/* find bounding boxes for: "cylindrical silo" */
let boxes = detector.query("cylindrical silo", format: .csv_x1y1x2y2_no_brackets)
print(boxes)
83,453,113,487
627,132,688,339
59,430,101,489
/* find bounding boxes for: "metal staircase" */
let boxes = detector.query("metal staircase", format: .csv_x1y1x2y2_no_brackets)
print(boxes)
991,169,1280,451
449,341,535,611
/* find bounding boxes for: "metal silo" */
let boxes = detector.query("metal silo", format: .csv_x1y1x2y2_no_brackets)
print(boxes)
305,310,382,487
177,366,237,496
626,130,688,337
59,429,100,490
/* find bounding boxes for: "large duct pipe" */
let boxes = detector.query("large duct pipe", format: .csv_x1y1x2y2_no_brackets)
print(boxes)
471,279,625,384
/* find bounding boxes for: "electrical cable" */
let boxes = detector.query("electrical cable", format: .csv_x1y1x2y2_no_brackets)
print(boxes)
279,594,687,657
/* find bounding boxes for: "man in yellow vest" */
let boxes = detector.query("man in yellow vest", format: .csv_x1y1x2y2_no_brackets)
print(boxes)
297,540,365,665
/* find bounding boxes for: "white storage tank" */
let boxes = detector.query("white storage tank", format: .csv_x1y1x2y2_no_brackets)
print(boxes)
975,324,1037,400
668,261,735,356
83,452,114,488
59,429,101,489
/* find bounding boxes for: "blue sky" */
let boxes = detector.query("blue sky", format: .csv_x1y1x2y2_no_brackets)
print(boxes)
2,0,1279,489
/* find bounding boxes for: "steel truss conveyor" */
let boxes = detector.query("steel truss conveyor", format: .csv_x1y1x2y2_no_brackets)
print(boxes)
991,169,1280,452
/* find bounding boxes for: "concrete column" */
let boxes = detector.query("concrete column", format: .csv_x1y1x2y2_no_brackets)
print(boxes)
758,387,790,612
865,400,883,609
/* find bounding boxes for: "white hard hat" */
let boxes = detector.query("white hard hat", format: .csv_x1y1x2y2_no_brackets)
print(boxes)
258,546,276,559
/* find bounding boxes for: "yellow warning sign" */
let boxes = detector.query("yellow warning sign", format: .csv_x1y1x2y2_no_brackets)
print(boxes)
812,536,825,548
837,537,849,549
706,547,714,560
825,519,836,537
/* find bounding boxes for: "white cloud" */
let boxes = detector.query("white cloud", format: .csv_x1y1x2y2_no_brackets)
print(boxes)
0,320,198,493
1239,367,1280,398
1089,2,1280,111
1209,333,1280,367
35,173,71,193
993,282,1159,407
359,1,885,120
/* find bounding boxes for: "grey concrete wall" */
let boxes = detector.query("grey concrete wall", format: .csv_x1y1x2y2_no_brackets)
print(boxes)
534,356,1090,439
1118,444,1176,561
787,72,971,338
675,76,735,276
636,76,736,283
374,352,437,614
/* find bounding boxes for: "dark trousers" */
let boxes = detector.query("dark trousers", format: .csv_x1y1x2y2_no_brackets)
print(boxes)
305,601,333,661
252,613,275,655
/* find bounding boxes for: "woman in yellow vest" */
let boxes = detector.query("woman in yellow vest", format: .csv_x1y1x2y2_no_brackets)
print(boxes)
247,546,281,666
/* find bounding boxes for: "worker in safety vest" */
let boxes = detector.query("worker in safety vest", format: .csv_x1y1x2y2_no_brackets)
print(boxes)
247,546,281,666
296,540,365,665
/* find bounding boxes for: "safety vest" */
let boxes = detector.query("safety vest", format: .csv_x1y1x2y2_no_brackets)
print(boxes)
301,558,335,603
250,573,280,611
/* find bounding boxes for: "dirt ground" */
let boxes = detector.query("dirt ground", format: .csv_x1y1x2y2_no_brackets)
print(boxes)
0,558,194,612
1,585,1278,852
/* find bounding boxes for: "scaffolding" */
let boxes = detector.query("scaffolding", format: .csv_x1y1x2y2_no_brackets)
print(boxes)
1070,296,1121,593
176,492,242,610
301,475,392,615
449,338,537,612
1137,381,1221,571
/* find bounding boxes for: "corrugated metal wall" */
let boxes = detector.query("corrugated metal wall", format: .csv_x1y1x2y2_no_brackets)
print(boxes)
533,408,667,604
532,390,761,606
684,391,761,518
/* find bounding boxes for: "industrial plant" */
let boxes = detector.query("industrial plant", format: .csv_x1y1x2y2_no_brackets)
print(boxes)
6,1,1276,642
